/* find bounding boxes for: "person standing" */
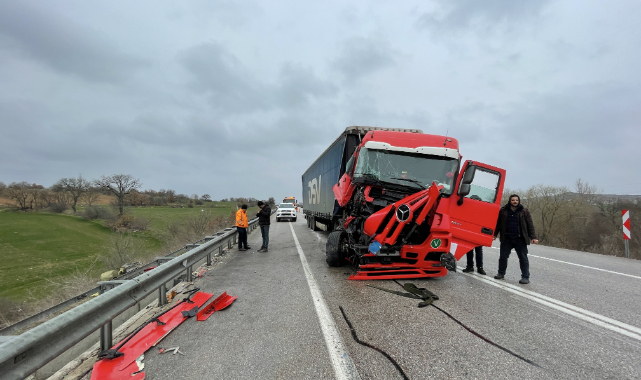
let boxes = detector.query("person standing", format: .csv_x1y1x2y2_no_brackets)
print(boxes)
462,246,485,275
256,201,272,252
235,204,250,251
493,194,538,284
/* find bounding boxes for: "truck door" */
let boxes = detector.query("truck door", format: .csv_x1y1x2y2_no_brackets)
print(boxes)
333,149,358,207
448,160,506,250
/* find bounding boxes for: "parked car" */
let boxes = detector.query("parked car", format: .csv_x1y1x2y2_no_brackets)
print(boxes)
276,203,297,222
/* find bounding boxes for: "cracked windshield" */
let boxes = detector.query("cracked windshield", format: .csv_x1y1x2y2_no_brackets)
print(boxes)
353,148,458,194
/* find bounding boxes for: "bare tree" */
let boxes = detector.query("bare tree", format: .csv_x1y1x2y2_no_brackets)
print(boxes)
166,189,176,203
524,184,571,243
201,194,211,201
82,188,101,207
54,175,91,212
0,182,6,195
6,182,32,210
94,174,142,216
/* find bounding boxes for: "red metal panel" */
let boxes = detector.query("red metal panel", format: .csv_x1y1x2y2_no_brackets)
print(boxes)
196,292,237,321
90,291,213,380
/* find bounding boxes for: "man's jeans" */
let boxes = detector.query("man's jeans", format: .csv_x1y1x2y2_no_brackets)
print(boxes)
237,227,248,249
466,246,483,268
260,225,270,249
498,238,529,278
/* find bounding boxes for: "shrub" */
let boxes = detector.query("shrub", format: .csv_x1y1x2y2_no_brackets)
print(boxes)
82,206,115,220
47,202,68,213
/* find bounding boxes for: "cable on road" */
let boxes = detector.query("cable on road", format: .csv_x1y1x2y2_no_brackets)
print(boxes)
339,306,410,380
392,280,543,370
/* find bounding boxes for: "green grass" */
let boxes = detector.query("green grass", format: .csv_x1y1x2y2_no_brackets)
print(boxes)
126,203,259,234
0,211,114,301
0,202,259,302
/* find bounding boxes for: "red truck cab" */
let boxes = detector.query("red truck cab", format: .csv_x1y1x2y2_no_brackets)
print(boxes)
328,130,505,280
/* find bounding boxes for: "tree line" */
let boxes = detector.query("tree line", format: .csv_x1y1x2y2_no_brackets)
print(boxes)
502,179,640,260
0,174,276,216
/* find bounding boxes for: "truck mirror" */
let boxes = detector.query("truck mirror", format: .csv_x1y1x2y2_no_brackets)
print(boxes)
461,165,476,185
458,183,471,197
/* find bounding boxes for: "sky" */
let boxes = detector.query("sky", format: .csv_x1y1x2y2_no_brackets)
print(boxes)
1,0,640,201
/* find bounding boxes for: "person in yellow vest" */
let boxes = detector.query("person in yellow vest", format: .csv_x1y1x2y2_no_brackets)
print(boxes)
236,204,250,251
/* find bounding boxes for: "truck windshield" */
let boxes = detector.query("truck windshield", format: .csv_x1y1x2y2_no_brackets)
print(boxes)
353,148,459,194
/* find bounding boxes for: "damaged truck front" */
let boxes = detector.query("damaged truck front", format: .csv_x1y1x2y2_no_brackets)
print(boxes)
302,126,506,280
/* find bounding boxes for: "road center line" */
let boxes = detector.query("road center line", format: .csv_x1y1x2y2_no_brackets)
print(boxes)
289,223,361,380
486,247,641,280
460,271,641,342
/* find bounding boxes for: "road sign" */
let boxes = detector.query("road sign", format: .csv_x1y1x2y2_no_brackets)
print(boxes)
622,210,631,240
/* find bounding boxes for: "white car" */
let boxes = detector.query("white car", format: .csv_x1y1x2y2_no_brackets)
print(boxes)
276,203,297,222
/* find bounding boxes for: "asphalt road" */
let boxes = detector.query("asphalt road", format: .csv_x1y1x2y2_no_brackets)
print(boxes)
141,211,641,380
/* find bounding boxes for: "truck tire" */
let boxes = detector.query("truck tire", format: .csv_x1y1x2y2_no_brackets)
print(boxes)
326,231,347,267
293,218,297,222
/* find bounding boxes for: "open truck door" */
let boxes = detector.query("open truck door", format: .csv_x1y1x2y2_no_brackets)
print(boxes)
447,160,506,260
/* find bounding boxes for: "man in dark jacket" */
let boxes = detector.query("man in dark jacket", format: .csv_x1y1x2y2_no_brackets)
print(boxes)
493,194,538,284
256,201,272,252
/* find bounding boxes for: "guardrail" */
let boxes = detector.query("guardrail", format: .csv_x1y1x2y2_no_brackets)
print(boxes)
0,216,262,380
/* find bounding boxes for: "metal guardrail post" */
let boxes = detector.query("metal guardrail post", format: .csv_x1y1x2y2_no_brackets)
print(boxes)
100,321,112,352
96,281,125,352
219,246,223,256
206,252,212,266
186,266,193,282
158,284,167,306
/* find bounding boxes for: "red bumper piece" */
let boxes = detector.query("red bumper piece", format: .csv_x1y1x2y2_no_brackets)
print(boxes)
90,291,213,380
196,292,237,321
348,267,447,280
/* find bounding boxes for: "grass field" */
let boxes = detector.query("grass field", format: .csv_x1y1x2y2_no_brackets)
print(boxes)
126,202,259,235
0,202,258,302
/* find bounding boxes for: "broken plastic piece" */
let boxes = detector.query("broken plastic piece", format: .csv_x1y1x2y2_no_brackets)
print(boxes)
196,292,237,321
181,306,198,318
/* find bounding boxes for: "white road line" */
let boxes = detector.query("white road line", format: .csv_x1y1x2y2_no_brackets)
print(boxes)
289,223,361,380
460,271,641,341
486,246,641,280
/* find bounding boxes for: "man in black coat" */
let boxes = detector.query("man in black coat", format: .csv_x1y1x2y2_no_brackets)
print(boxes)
493,194,538,284
256,201,272,252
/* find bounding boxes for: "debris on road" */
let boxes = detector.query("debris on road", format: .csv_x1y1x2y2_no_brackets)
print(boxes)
196,292,238,321
367,282,439,307
89,290,213,380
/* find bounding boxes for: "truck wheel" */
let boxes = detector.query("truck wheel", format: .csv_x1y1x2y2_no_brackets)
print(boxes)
276,218,280,222
326,231,347,267
293,218,297,222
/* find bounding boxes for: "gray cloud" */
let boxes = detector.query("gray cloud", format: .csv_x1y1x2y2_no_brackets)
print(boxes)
0,0,639,200
332,36,398,83
0,2,146,83
417,0,550,35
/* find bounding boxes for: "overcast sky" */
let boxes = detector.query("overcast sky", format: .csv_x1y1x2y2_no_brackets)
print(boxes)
1,0,640,201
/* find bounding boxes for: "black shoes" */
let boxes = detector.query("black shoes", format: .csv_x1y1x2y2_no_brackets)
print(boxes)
519,278,530,284
257,248,268,252
246,246,251,250
238,248,246,251
494,274,504,280
462,267,486,275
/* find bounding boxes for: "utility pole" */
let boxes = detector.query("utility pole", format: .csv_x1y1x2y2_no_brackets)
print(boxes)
622,210,631,258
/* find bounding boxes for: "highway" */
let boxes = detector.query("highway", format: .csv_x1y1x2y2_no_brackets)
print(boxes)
139,211,641,380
